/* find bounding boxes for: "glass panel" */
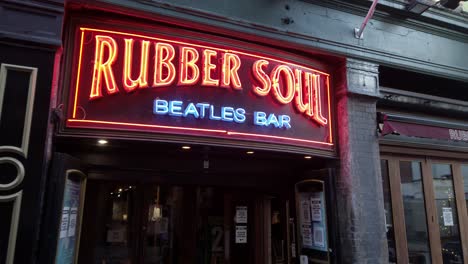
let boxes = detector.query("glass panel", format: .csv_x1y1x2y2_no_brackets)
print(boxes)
195,187,226,264
381,160,396,263
400,161,431,264
143,185,176,264
462,165,468,215
432,164,463,263
87,183,136,264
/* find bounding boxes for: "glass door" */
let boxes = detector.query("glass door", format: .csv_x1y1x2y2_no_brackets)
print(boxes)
79,181,280,264
399,161,431,264
431,163,463,263
78,182,140,264
141,186,228,264
140,185,184,264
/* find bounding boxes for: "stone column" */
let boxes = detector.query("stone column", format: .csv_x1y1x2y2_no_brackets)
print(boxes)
334,58,387,263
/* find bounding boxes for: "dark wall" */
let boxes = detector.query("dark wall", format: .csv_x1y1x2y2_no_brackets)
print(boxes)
0,1,63,263
0,41,56,264
94,0,468,82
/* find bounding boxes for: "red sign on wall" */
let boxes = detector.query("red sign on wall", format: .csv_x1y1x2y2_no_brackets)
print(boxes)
66,27,333,150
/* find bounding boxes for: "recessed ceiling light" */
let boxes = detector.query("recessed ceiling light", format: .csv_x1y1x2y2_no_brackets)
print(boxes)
182,145,191,150
98,139,108,145
304,155,312,159
246,151,255,154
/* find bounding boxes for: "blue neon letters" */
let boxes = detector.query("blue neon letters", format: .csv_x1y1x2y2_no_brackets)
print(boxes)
254,111,291,129
154,99,290,129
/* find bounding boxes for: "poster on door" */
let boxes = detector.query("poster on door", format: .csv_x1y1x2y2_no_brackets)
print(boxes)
235,206,248,224
301,225,313,247
442,207,454,226
309,192,327,252
300,199,312,224
235,226,247,243
310,197,322,222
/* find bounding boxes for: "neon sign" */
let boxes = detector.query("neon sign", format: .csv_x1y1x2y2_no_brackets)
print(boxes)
67,27,333,149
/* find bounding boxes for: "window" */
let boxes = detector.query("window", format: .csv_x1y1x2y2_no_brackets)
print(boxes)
400,161,431,264
432,164,463,263
380,157,468,263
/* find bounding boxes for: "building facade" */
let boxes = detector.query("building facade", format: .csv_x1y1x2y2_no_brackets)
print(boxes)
0,0,467,263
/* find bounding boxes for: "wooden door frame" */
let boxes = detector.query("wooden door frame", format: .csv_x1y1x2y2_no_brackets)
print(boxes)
385,158,408,264
452,162,468,264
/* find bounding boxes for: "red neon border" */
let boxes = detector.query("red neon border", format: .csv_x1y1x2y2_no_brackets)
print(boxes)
68,27,334,148
67,119,334,146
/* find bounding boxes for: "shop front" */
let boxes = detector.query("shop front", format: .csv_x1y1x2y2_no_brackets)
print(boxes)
42,8,342,264
2,1,467,264
378,91,468,264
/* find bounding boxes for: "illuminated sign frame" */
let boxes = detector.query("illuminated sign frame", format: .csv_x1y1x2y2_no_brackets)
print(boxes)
66,26,334,151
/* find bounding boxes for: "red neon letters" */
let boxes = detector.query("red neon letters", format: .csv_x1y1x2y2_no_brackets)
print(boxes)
221,53,242,89
252,62,327,125
90,35,119,98
84,32,328,126
123,39,150,91
179,47,199,85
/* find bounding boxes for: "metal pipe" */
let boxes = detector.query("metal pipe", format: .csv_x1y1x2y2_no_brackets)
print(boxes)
355,0,379,39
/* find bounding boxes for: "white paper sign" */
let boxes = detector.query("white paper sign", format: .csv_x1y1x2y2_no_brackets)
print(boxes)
235,206,248,224
59,207,70,238
235,226,247,243
442,207,454,226
313,226,325,247
300,255,308,264
107,228,126,242
301,225,313,247
300,200,311,224
67,207,78,237
310,197,322,222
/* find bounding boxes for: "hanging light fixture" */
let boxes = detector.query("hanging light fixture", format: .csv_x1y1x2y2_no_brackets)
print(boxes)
151,186,162,222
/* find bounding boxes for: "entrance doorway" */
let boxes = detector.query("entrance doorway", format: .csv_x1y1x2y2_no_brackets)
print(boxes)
48,140,335,264
77,180,282,264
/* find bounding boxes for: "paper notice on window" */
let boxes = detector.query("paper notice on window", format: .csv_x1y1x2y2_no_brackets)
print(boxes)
59,207,70,238
67,207,78,237
300,200,311,224
310,197,322,222
313,226,325,248
235,206,248,224
235,226,247,243
301,225,313,247
300,255,308,264
442,207,454,226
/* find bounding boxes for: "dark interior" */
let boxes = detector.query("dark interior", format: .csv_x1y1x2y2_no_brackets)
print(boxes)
54,137,333,264
379,66,468,100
